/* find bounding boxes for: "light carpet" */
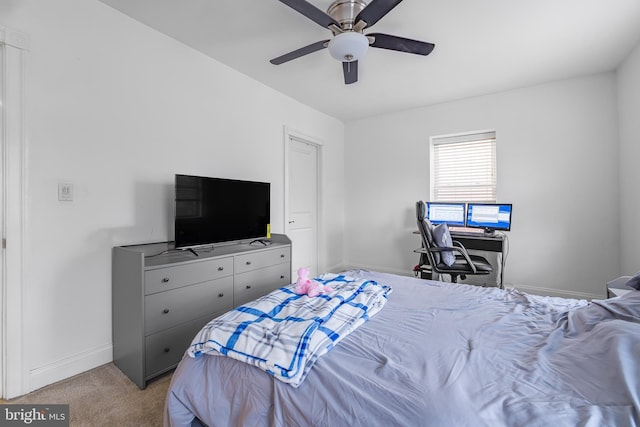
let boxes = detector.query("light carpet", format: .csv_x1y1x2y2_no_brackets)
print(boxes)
1,363,171,426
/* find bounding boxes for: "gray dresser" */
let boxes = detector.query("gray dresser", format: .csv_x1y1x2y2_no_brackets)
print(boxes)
112,234,292,388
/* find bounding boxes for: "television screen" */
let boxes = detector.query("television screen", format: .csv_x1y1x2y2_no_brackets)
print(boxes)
425,202,466,227
466,203,512,231
174,175,270,248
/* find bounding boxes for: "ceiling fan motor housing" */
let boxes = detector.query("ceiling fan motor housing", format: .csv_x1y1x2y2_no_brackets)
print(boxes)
327,0,370,32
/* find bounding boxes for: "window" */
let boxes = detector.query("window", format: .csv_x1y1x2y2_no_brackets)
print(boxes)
430,131,496,202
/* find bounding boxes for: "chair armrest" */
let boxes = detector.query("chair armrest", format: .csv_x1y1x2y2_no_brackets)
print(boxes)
444,242,477,273
451,240,472,257
415,245,477,273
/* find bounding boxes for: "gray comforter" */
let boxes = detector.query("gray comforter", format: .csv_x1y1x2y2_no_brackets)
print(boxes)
164,270,640,427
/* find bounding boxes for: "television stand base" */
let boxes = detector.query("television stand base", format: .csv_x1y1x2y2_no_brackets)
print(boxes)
187,248,199,256
250,239,271,246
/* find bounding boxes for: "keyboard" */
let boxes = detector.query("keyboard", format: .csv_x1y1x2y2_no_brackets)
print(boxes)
449,227,485,235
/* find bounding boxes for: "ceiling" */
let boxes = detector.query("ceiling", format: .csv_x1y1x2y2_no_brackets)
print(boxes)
98,0,640,122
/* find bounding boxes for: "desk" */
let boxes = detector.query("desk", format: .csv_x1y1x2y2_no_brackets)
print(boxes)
415,231,507,288
452,232,506,288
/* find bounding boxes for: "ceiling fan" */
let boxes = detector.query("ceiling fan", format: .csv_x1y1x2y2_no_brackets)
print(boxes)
270,0,435,84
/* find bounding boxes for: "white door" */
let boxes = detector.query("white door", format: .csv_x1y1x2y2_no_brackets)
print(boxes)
1,29,28,398
287,136,319,278
0,42,4,399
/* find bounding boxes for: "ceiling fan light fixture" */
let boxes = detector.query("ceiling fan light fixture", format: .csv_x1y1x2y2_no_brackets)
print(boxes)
328,32,369,62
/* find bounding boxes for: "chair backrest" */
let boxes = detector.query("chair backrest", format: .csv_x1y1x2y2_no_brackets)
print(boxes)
416,201,439,266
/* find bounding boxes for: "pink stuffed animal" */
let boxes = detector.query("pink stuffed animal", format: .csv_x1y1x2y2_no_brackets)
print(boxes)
294,267,332,297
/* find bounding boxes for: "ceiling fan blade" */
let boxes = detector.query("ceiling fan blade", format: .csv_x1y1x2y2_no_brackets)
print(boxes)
355,0,404,29
270,40,330,65
278,0,339,29
342,61,358,85
369,33,435,55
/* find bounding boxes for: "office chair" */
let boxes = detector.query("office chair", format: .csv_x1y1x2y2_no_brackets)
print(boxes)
415,201,493,283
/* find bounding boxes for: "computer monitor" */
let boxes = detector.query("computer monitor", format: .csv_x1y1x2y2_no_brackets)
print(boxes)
425,202,466,227
466,203,512,232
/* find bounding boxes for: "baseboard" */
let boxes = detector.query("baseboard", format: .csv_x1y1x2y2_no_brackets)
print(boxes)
29,344,113,392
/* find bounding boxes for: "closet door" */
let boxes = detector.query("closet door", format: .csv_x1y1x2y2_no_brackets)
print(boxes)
287,136,319,278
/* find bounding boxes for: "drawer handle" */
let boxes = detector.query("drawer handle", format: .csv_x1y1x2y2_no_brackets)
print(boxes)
161,277,170,283
163,347,170,353
218,293,224,298
162,309,170,314
246,285,252,289
218,266,224,271
246,261,252,265
280,275,285,279
281,254,285,258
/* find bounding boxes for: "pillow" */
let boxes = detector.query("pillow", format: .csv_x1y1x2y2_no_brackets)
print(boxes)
432,223,455,266
625,272,640,290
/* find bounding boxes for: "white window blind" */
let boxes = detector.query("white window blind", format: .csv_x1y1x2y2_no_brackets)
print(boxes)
431,131,496,202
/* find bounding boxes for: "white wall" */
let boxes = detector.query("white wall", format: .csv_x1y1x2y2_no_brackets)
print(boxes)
617,40,640,275
3,0,637,395
344,74,620,299
1,0,344,391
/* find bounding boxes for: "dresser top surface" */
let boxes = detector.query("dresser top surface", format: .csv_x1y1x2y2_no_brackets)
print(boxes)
116,234,291,268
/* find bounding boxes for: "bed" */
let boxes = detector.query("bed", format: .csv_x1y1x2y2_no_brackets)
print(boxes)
164,270,640,427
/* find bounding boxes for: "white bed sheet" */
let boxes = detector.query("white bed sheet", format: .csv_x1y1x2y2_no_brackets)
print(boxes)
164,270,640,427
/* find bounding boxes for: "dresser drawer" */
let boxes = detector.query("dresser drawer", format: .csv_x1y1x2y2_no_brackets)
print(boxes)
234,263,291,307
235,248,290,274
144,276,233,335
145,314,213,379
145,257,233,295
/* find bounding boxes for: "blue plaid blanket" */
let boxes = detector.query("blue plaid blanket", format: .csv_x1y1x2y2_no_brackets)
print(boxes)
187,273,392,387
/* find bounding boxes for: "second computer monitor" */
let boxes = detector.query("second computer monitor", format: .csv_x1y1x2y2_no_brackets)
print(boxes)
466,203,513,232
425,202,466,227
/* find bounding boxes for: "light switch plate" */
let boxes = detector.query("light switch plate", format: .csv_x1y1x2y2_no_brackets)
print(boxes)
58,183,73,201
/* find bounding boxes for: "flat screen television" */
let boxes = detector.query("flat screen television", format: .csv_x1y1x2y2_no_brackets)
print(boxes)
174,174,270,248
425,202,466,227
466,203,512,232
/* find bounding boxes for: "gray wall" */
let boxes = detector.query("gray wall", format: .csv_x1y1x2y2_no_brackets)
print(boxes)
344,73,620,299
